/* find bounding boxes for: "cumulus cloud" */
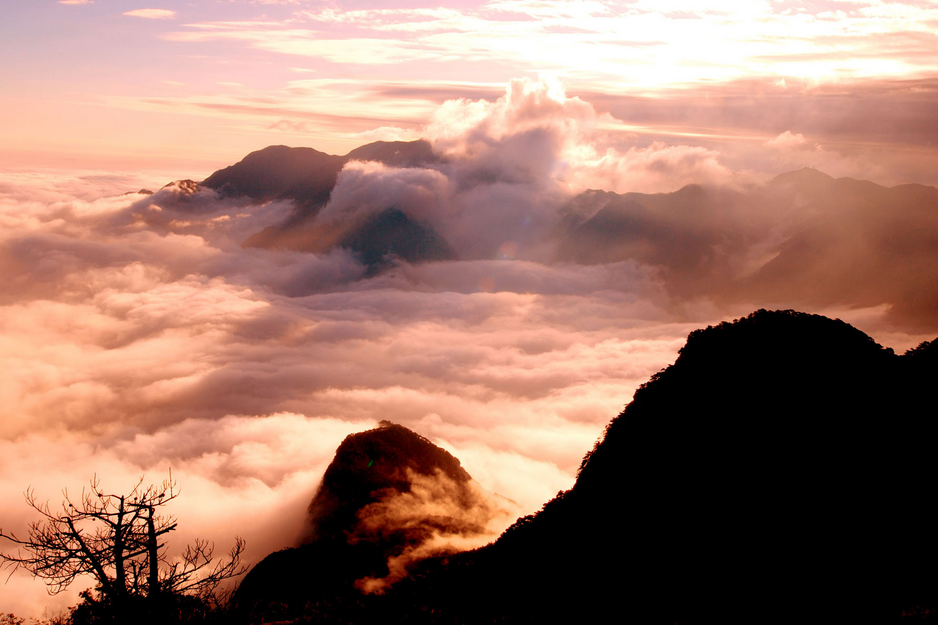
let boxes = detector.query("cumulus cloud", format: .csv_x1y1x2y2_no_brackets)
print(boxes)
310,77,737,262
318,161,449,226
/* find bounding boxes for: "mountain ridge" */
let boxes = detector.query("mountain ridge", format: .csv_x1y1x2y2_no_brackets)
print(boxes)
151,141,938,331
233,309,938,624
399,309,937,624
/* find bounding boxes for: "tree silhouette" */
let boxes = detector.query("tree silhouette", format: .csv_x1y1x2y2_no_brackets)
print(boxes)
0,473,246,619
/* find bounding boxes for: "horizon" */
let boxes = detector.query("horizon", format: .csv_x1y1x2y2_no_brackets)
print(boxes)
2,1,938,619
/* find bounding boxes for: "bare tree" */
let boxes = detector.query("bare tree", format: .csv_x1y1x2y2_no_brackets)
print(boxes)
0,473,246,612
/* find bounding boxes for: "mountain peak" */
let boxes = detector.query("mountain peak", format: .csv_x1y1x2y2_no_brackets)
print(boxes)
768,166,835,190
234,421,517,612
409,309,937,623
304,420,472,544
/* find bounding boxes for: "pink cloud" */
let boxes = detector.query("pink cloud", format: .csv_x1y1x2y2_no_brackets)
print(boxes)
123,8,176,19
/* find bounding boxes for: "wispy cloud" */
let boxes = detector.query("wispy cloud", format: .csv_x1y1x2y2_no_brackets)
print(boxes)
163,1,938,88
59,0,93,5
123,8,176,19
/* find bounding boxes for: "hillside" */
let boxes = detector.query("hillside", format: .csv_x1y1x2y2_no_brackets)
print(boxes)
397,310,938,624
231,310,938,624
233,421,516,619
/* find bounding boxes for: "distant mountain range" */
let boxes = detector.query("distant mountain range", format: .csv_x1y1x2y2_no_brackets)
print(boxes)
231,310,938,624
179,140,938,330
557,167,938,329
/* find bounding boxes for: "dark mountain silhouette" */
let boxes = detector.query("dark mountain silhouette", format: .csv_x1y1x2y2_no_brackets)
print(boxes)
233,421,515,619
231,310,937,624
389,309,938,624
557,170,938,330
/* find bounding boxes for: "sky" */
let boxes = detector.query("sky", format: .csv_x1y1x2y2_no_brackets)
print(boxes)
2,0,938,619
3,0,938,180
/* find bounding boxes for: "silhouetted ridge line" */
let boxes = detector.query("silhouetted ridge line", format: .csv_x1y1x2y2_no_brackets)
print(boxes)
227,311,937,623
392,309,938,624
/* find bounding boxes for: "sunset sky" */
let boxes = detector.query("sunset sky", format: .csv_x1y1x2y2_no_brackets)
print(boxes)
4,0,938,180
2,1,938,619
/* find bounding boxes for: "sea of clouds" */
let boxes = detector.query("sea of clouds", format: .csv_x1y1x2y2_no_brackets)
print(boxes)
0,77,928,618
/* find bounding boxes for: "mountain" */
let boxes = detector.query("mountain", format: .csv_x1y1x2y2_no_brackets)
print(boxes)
195,140,938,329
338,208,455,275
202,145,346,214
556,172,938,330
232,310,938,624
768,165,836,193
204,140,455,268
345,139,440,169
201,140,439,216
233,421,516,619
391,310,938,624
740,175,938,329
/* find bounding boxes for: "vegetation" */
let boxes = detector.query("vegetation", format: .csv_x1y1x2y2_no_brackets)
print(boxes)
0,474,246,624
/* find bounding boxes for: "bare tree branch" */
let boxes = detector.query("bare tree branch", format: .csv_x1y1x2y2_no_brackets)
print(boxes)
0,472,246,612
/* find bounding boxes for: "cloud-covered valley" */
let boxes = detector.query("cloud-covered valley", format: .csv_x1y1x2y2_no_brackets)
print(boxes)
1,78,935,618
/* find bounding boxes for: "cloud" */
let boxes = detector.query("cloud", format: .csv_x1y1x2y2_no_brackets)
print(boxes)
123,8,176,19
0,413,372,617
59,0,93,4
0,163,693,564
766,130,810,150
351,468,521,594
308,77,736,264
2,76,935,618
569,141,736,193
162,1,938,90
422,76,737,195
